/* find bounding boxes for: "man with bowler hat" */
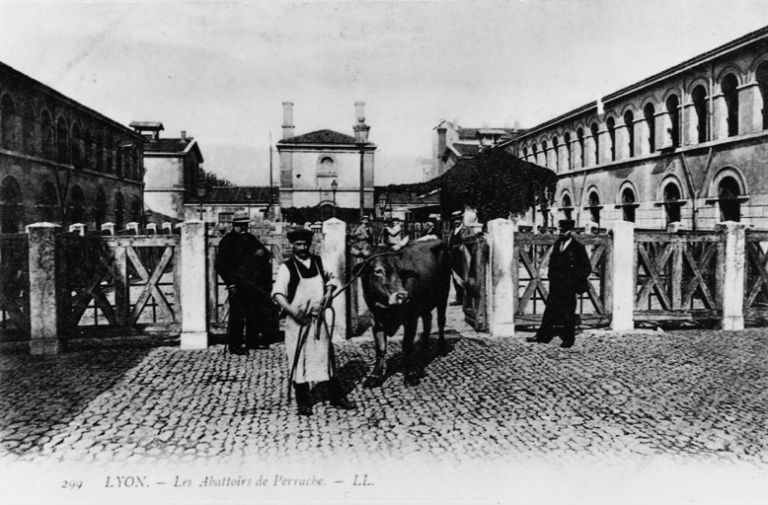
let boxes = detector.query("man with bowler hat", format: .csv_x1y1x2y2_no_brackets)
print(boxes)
527,219,591,348
215,210,273,354
448,210,467,306
272,228,356,416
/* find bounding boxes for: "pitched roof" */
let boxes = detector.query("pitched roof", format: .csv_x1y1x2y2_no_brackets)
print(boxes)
203,186,277,204
451,143,481,157
279,129,358,145
129,121,164,130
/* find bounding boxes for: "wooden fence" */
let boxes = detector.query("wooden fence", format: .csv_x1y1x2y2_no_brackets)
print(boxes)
57,233,181,338
0,233,29,343
633,230,724,323
513,231,613,328
744,229,768,324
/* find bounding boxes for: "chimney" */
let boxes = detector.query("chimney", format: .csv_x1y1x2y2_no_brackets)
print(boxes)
353,101,370,143
282,101,295,139
180,130,187,140
437,127,447,174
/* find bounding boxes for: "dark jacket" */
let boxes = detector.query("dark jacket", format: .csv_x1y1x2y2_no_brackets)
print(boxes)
215,231,272,295
548,235,591,294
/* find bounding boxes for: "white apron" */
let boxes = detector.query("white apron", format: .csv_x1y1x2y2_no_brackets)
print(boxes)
284,266,332,384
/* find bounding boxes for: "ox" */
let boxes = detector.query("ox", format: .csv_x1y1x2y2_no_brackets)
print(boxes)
351,236,451,387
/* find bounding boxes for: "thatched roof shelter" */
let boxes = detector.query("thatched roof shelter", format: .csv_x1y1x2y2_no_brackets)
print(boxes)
386,148,557,223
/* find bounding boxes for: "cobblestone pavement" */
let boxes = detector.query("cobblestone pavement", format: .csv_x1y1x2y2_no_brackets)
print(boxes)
1,305,767,473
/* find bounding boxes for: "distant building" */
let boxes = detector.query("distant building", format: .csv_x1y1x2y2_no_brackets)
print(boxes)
510,25,768,230
276,101,376,214
431,120,523,178
182,185,277,225
0,61,145,232
374,186,440,221
133,122,203,222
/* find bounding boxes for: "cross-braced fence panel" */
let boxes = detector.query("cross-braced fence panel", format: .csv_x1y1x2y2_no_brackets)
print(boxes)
0,233,30,342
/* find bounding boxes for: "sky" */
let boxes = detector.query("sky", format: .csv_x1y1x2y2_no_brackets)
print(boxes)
2,0,768,186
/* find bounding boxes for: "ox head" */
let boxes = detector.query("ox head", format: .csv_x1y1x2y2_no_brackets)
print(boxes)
351,237,412,309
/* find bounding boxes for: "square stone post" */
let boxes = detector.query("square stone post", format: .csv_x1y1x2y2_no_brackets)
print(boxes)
608,220,635,331
487,218,515,337
321,218,347,341
180,220,208,349
28,223,62,355
717,221,746,330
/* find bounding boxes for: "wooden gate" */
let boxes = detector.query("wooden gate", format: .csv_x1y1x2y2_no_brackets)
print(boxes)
460,231,488,332
58,233,181,338
513,232,612,328
633,230,724,323
744,229,768,324
0,233,30,342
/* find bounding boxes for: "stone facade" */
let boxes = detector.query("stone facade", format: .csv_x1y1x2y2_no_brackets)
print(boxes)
511,26,768,230
276,101,376,213
0,61,145,232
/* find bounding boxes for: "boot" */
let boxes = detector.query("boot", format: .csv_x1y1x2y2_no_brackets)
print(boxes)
328,378,357,410
294,382,312,416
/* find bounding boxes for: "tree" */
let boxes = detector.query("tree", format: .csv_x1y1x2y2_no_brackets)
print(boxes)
200,169,234,187
386,148,557,223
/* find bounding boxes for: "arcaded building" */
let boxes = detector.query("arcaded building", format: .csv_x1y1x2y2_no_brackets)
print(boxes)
512,25,768,230
0,61,145,232
277,101,376,213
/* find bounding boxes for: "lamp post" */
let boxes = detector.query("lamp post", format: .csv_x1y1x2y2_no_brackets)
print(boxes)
331,179,338,217
196,184,207,221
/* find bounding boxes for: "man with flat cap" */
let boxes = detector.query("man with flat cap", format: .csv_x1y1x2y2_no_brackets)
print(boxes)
215,210,273,354
527,219,591,348
272,228,356,416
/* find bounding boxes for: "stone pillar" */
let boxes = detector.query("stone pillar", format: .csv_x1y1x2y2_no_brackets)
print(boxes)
487,218,515,337
683,103,697,146
738,82,762,134
28,223,62,355
584,134,596,167
718,221,746,331
608,220,634,331
321,218,347,341
101,222,115,235
598,129,611,164
180,220,208,349
615,123,629,160
572,139,583,169
636,117,649,156
712,93,728,140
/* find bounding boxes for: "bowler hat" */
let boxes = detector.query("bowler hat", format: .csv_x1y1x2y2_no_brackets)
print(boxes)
558,219,576,231
287,228,314,243
232,210,250,224
451,210,463,219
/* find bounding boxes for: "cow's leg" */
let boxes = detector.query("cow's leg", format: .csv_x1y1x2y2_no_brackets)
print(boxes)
436,296,448,356
419,311,432,358
402,316,420,386
364,326,387,388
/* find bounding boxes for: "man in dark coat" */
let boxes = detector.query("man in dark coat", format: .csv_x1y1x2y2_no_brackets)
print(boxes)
527,219,591,348
215,211,273,355
447,210,467,306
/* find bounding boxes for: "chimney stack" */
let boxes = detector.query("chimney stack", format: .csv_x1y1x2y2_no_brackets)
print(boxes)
282,101,295,140
353,101,370,144
437,126,447,174
180,130,187,140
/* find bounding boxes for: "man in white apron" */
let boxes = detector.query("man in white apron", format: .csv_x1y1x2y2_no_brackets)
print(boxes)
272,228,357,416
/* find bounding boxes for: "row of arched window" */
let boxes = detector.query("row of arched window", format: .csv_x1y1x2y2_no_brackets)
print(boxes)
0,92,142,180
0,176,141,233
520,59,768,172
557,173,743,227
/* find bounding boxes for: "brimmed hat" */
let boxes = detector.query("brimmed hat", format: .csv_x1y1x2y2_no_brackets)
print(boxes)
287,228,314,243
450,210,463,220
558,219,576,231
232,210,250,224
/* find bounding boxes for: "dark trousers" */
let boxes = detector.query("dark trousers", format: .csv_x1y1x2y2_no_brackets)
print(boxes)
228,286,269,350
452,273,465,304
536,286,578,344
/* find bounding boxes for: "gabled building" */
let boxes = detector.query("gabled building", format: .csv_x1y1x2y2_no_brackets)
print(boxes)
133,121,204,221
431,120,523,178
182,185,277,225
276,101,376,213
510,25,768,230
